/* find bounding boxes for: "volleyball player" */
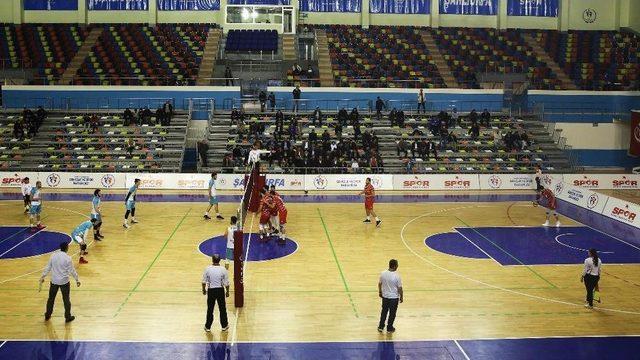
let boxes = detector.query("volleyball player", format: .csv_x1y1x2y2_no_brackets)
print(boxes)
91,189,104,240
123,178,140,229
258,190,275,240
71,218,96,264
535,187,561,227
223,216,238,269
21,177,32,214
359,178,381,227
204,172,224,220
533,165,544,205
29,181,45,231
270,186,287,243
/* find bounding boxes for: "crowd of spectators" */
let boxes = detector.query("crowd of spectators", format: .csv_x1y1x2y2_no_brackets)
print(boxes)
12,107,47,140
123,101,174,126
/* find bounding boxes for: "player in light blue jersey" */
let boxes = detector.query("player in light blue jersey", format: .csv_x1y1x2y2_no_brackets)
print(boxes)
204,172,224,220
29,181,46,231
123,178,140,229
72,218,97,264
91,189,104,240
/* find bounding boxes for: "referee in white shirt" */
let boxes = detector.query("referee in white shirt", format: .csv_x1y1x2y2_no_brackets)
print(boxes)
378,259,403,333
40,242,81,322
202,254,230,332
581,248,602,309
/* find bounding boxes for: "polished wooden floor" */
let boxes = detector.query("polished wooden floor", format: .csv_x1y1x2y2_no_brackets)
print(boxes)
1,190,639,344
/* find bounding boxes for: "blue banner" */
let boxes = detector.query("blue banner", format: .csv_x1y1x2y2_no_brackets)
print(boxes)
158,0,220,10
88,0,148,10
507,0,557,17
370,0,429,14
228,0,290,4
25,0,78,10
439,0,497,15
300,0,361,12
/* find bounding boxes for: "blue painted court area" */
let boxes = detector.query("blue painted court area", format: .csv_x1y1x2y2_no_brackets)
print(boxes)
0,337,637,359
426,226,640,266
0,227,71,260
199,234,298,262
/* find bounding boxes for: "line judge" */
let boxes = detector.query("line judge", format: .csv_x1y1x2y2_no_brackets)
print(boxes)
202,254,230,332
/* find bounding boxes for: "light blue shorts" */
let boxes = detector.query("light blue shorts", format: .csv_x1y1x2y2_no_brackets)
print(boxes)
91,213,102,222
30,204,42,215
126,201,135,211
209,196,218,205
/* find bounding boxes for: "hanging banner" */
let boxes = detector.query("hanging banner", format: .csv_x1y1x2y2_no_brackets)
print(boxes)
228,0,290,4
507,0,557,17
88,0,148,10
439,0,497,15
630,110,640,157
370,0,430,14
157,0,220,10
299,0,361,12
24,0,78,10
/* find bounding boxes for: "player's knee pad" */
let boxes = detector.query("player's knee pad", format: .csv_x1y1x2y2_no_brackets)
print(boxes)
80,243,87,251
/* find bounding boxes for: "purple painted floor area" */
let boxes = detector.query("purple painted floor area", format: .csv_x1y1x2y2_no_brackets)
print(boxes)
425,232,489,259
0,227,71,259
199,234,298,262
0,192,534,204
0,337,637,360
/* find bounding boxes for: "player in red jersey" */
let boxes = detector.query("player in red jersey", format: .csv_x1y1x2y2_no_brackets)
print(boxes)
258,190,276,240
534,187,561,227
270,185,287,243
358,178,381,227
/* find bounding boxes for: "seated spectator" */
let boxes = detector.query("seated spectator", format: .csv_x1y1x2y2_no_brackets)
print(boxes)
162,101,174,126
13,120,24,140
306,65,315,78
337,107,349,127
480,109,491,127
468,122,480,140
292,64,302,76
90,115,99,134
312,107,322,126
124,108,134,126
469,109,478,125
389,108,397,127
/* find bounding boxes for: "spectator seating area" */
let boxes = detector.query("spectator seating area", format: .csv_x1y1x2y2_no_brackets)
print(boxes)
0,108,189,172
200,109,572,174
536,30,640,90
324,25,446,88
0,24,89,84
429,28,563,90
74,24,209,85
225,30,278,52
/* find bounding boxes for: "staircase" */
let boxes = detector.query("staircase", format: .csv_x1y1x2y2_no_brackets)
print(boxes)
60,27,103,85
315,29,334,87
282,34,297,61
523,34,578,90
196,28,223,86
419,30,459,88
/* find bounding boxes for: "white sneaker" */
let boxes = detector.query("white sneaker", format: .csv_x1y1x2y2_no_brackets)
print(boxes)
123,223,130,229
131,219,139,224
542,221,550,227
221,326,229,331
555,221,561,228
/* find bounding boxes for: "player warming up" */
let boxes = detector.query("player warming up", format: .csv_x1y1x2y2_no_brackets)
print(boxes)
533,165,544,206
72,218,97,264
223,216,238,269
91,189,104,240
21,177,32,214
29,181,46,231
123,178,140,229
204,172,224,220
534,187,561,227
359,178,381,227
270,185,287,243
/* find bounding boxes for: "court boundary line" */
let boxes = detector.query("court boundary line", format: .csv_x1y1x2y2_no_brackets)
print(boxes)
317,207,359,319
450,229,501,265
113,207,192,318
453,339,471,360
196,233,301,263
0,228,71,261
423,230,496,262
400,206,640,316
554,233,614,254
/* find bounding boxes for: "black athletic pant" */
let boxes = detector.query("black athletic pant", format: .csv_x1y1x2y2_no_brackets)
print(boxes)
378,297,399,330
584,274,600,306
45,282,72,320
205,288,228,329
23,195,30,206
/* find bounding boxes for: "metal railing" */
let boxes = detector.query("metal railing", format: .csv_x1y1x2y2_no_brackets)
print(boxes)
385,100,509,114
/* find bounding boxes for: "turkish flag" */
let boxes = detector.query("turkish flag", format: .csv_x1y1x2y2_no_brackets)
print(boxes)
631,111,640,157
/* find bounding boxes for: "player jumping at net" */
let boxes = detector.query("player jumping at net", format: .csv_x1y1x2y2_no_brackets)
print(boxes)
534,186,561,227
204,172,224,220
72,218,97,264
91,189,104,240
223,216,238,269
29,181,46,231
270,185,287,244
359,178,381,227
123,178,140,229
21,176,32,214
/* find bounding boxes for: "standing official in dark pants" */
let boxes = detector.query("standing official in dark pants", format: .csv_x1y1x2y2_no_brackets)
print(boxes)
40,242,80,323
202,254,230,332
378,259,403,333
581,248,601,309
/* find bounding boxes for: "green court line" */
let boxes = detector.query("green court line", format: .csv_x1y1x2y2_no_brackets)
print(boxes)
317,208,359,318
454,216,558,289
113,208,192,318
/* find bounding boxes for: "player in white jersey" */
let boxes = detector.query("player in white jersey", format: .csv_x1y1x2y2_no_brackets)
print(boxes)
223,216,238,269
204,173,224,220
21,177,33,214
247,141,271,166
91,189,104,240
29,181,45,231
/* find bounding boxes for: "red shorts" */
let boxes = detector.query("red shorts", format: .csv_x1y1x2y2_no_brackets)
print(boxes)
279,209,288,225
365,197,374,210
259,212,271,225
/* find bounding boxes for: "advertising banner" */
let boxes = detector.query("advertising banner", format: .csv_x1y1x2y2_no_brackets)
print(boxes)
439,0,497,15
300,0,361,12
564,174,640,190
0,172,41,188
370,0,430,14
25,0,78,10
305,174,394,191
555,183,609,215
88,0,148,10
478,174,535,190
602,197,640,228
125,173,211,190
507,0,558,17
158,0,220,10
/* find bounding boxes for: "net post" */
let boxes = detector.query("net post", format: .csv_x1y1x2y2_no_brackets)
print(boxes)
233,229,244,308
